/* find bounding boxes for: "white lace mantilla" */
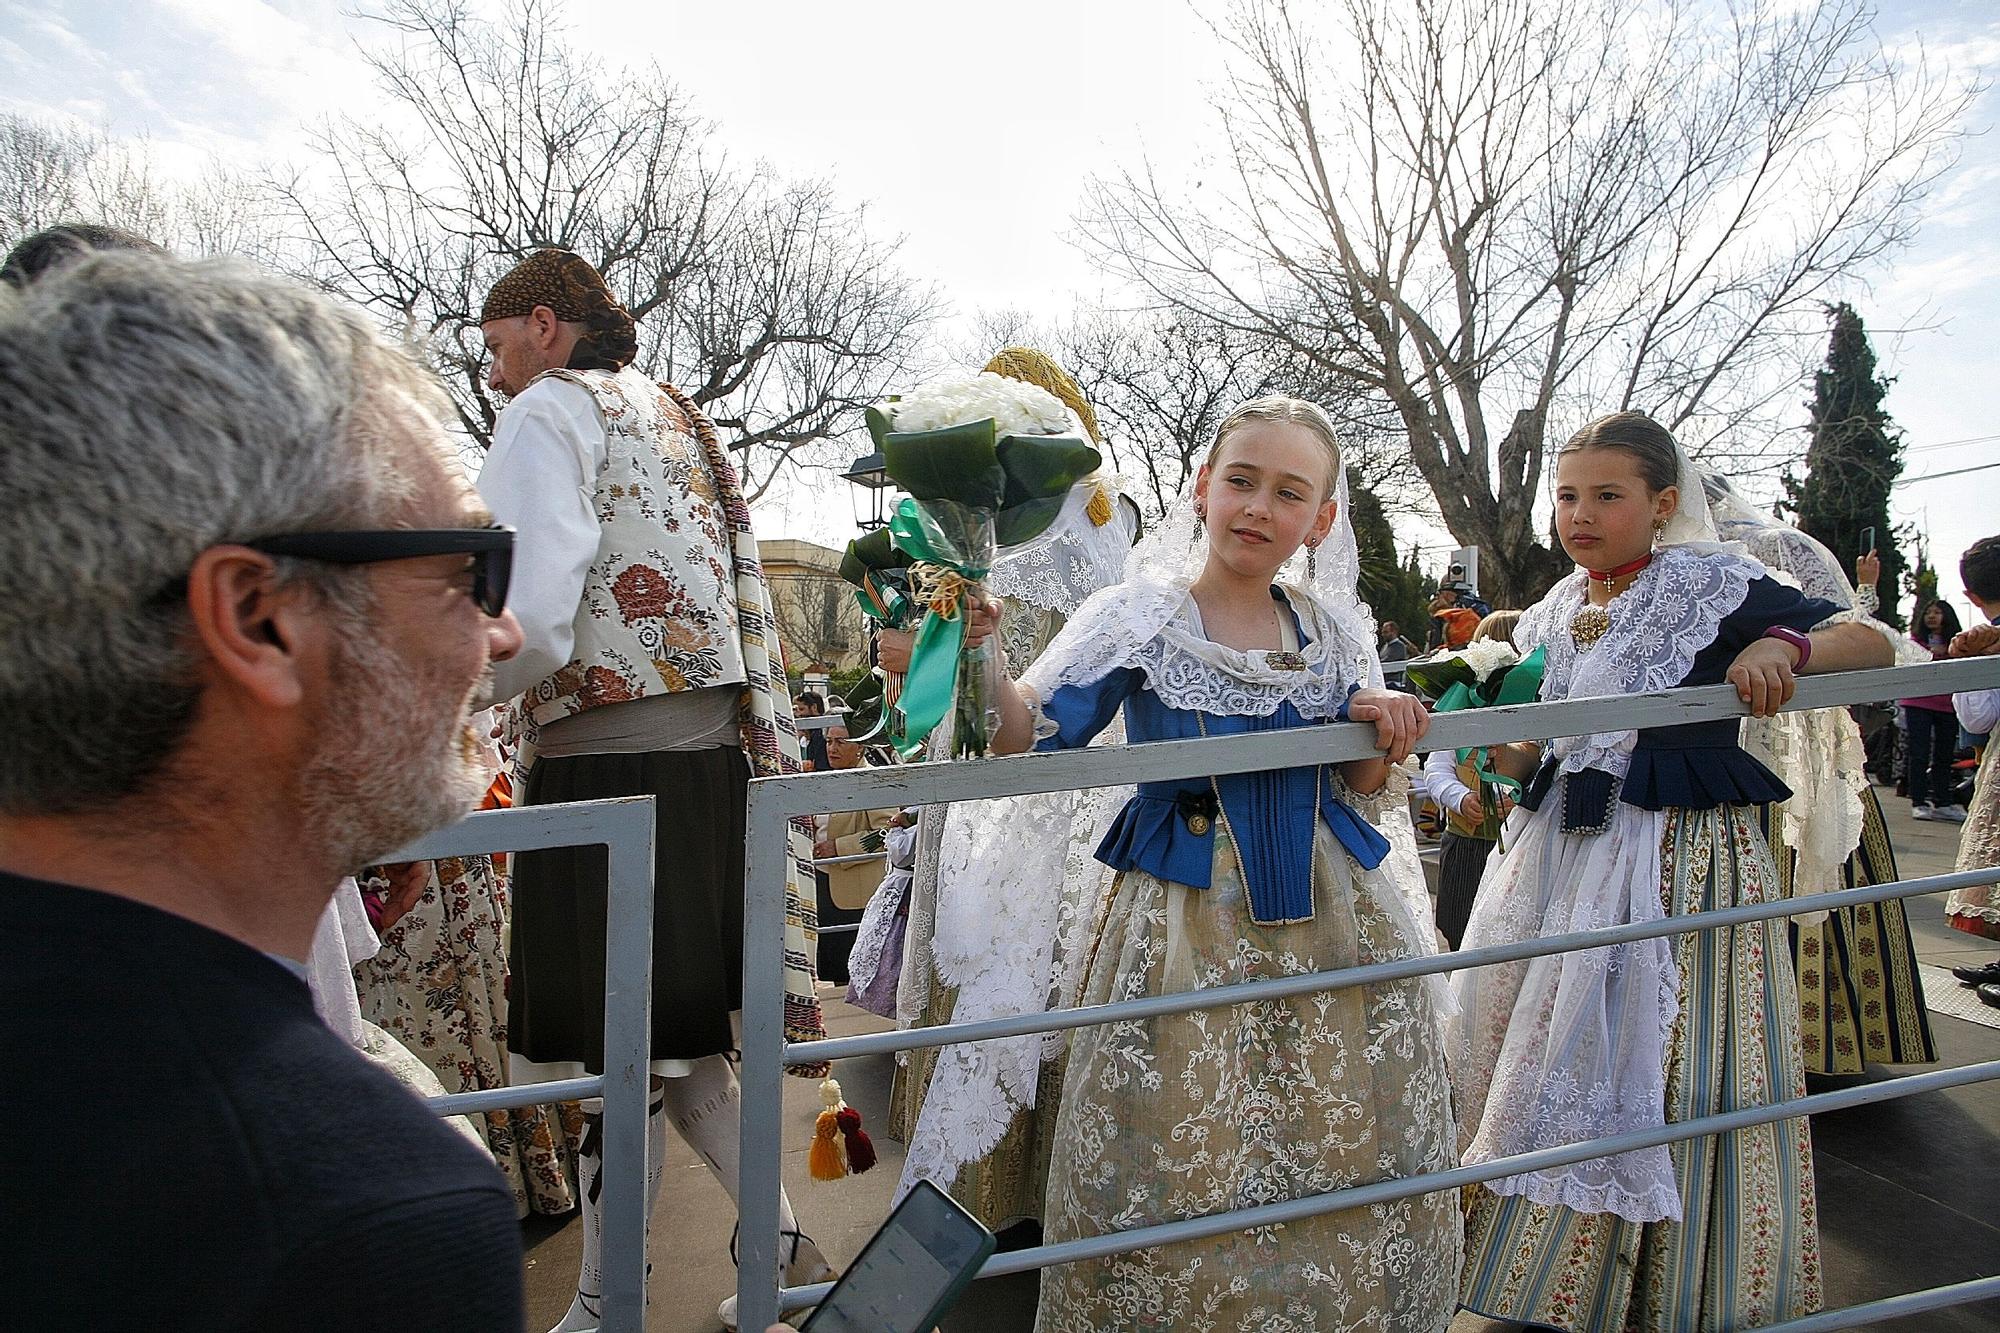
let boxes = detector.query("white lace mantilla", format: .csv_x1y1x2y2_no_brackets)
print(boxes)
988,481,1140,619
1518,545,1764,781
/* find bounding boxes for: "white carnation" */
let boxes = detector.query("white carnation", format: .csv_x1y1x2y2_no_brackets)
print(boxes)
1455,637,1519,683
889,372,1072,438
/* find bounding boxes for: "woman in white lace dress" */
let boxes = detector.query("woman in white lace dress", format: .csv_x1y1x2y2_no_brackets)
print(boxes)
985,397,1460,1333
1451,413,1894,1331
885,348,1141,1232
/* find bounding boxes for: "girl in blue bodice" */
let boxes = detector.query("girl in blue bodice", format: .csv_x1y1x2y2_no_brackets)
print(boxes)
980,398,1462,1333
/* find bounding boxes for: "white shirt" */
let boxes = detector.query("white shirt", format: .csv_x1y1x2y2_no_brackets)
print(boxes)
1957,616,2000,736
1419,749,1473,815
476,378,607,704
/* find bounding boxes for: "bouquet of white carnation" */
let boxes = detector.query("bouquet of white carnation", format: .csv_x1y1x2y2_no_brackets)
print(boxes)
889,372,1073,439
846,373,1100,758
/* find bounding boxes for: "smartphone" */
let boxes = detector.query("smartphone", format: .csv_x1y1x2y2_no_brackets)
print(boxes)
1861,525,1876,554
799,1181,996,1333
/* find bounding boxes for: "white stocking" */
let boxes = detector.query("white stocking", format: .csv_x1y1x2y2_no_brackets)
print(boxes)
657,1053,800,1236
549,1087,668,1333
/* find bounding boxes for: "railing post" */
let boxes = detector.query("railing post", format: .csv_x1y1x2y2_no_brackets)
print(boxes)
595,798,657,1333
736,781,791,1332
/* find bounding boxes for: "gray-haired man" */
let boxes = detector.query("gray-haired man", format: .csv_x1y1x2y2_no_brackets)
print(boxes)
0,253,528,1330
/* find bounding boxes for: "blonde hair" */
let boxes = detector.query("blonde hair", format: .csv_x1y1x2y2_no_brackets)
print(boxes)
1207,395,1342,498
983,347,1101,444
1473,609,1521,648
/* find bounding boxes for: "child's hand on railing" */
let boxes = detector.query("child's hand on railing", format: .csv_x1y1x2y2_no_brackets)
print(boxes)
1727,638,1799,716
1346,687,1429,764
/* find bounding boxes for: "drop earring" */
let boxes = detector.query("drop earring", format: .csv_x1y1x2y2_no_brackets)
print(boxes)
1652,517,1666,548
1194,504,1206,538
1306,542,1319,579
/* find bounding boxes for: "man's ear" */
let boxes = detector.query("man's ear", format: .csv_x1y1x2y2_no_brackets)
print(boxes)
184,547,315,710
530,305,564,352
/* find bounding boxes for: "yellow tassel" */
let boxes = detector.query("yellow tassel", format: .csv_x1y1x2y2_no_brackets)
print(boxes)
1085,484,1113,527
809,1078,850,1181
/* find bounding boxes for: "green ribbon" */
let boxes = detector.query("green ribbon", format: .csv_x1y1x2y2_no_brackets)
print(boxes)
884,499,994,758
1428,645,1548,846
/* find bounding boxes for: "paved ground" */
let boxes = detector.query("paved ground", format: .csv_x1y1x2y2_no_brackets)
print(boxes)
521,785,2000,1331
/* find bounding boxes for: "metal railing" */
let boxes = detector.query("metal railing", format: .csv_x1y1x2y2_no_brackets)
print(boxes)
734,654,2000,1331
390,796,657,1333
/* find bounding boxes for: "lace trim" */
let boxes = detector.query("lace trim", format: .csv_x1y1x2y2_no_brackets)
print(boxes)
1519,547,1761,781
1026,585,1373,720
989,484,1139,618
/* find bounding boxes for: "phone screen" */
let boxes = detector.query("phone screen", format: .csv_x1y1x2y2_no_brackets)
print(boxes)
800,1182,995,1333
1861,525,1876,554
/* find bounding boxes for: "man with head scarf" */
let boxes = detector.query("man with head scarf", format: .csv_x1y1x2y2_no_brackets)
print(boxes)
475,249,831,1331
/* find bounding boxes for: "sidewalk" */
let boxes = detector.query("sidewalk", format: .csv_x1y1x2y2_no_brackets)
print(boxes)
525,784,2000,1331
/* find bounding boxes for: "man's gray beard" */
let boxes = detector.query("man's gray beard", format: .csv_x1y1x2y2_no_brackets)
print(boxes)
299,631,488,874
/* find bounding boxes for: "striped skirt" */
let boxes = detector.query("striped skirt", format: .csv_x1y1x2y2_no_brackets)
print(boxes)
1767,788,1937,1075
1460,804,1822,1332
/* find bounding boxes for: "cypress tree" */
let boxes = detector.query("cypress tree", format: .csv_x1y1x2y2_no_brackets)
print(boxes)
1784,302,1906,625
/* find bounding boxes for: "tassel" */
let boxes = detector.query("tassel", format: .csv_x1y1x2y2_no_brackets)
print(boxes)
835,1106,876,1174
809,1078,850,1181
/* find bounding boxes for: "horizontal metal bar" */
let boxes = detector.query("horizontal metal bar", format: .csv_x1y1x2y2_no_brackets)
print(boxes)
427,1075,602,1116
385,795,660,860
815,923,861,937
785,863,2000,1065
1758,1276,2000,1332
777,1058,2000,1309
755,656,1999,818
813,851,885,868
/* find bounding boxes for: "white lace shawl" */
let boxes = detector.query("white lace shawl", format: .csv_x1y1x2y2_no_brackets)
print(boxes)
1517,545,1764,783
988,477,1141,619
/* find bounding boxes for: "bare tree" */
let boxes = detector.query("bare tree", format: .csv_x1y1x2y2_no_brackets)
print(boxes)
269,0,941,499
1080,0,1972,601
0,113,264,260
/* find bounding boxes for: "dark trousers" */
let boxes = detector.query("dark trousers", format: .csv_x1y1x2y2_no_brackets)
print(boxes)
1905,706,1957,808
1435,830,1497,950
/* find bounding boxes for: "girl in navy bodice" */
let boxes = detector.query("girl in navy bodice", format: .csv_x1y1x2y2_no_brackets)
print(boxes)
1451,411,1892,1332
980,398,1461,1333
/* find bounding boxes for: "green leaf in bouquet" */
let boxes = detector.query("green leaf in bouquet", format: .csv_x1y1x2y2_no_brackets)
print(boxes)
864,403,897,452
995,433,1102,512
1487,644,1547,707
994,495,1069,548
1402,655,1476,701
882,419,1006,508
839,526,912,588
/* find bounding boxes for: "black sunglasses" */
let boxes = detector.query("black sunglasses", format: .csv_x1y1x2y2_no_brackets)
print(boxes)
243,525,515,616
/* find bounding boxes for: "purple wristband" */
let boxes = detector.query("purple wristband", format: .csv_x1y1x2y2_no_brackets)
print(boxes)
1762,625,1812,669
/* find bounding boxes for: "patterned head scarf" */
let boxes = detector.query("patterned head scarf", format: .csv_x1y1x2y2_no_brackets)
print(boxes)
480,248,638,372
983,346,1101,443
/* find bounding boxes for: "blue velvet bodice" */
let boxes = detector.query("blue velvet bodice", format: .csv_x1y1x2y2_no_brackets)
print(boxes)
1520,574,1843,831
1034,651,1385,926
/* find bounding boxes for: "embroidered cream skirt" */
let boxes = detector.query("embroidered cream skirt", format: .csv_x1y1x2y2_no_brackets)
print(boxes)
1034,822,1461,1333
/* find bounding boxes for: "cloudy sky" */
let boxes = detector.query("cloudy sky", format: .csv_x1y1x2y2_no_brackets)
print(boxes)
4,0,1995,616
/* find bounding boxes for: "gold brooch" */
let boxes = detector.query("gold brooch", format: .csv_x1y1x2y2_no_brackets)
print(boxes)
1265,650,1308,672
1570,605,1611,647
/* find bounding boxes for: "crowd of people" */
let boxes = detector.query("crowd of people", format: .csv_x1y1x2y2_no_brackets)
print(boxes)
2,223,1997,1333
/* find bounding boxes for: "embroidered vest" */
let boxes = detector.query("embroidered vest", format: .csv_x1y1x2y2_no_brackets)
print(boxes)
522,367,748,728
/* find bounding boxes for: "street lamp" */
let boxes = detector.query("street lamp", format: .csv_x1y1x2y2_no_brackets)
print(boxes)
842,449,894,531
